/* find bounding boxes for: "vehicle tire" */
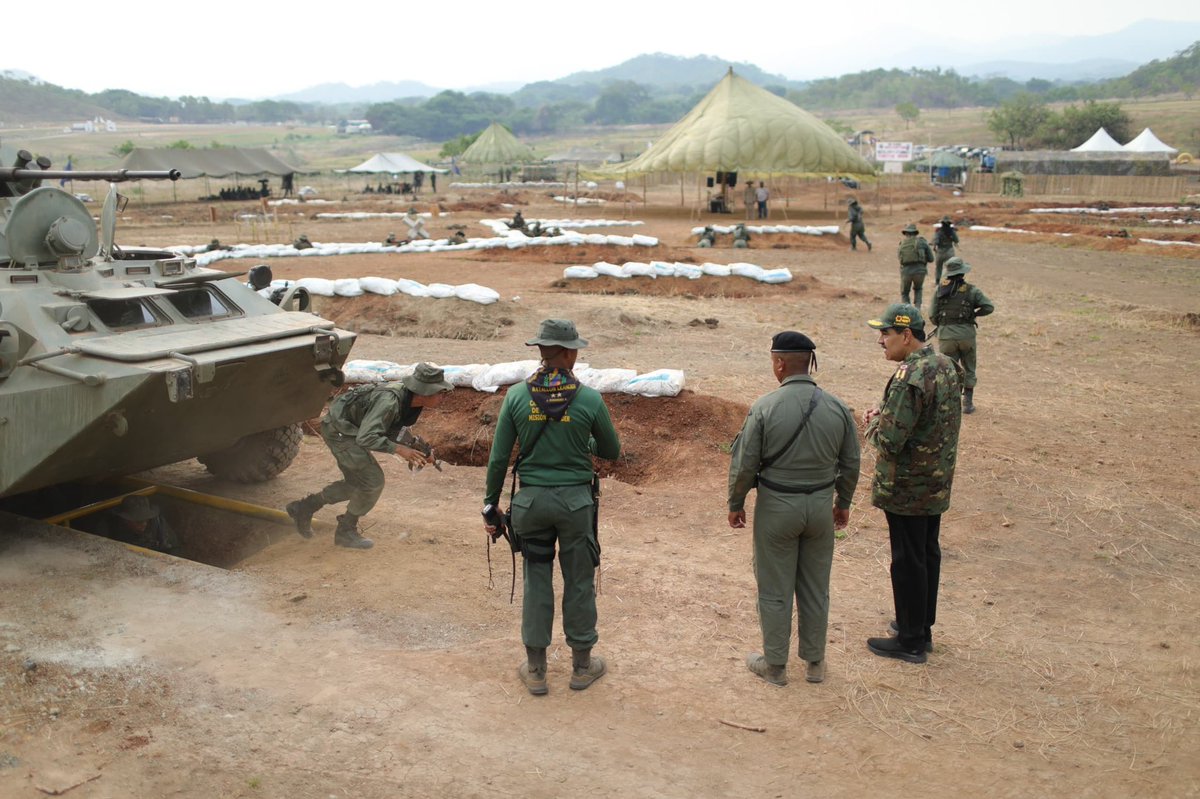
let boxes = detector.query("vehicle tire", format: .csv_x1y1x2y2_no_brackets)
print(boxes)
198,424,303,483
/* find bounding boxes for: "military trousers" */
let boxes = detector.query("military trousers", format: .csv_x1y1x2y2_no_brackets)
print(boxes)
884,511,941,650
511,484,599,651
850,223,871,250
939,337,978,388
900,267,927,307
752,486,836,666
934,249,955,285
318,420,386,516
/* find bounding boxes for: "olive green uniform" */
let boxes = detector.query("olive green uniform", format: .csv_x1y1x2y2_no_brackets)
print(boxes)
728,375,861,667
318,383,423,516
898,236,935,307
932,226,959,285
484,380,620,650
931,281,994,389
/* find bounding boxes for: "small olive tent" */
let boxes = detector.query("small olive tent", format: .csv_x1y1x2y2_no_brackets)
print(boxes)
460,123,535,166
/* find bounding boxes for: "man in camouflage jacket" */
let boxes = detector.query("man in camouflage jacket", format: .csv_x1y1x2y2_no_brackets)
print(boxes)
863,303,962,664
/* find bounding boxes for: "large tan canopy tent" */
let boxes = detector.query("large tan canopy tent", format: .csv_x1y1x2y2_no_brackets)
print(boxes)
597,69,874,178
113,148,299,178
460,123,535,165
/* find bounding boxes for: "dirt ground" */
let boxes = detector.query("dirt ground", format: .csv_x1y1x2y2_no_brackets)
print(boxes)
2,182,1199,798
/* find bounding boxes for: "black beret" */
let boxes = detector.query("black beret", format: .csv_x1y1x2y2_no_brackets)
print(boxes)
771,331,816,352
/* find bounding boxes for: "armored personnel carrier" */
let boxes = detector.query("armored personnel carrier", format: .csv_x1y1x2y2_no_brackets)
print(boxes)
0,147,355,499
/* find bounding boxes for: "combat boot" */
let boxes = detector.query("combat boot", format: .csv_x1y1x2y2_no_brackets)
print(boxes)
963,388,976,415
745,652,787,686
285,493,325,538
334,514,373,549
569,647,606,691
518,646,548,696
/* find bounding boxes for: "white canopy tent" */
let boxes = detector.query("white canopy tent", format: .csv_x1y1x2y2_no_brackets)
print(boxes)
1123,128,1179,154
1072,128,1125,152
345,153,448,174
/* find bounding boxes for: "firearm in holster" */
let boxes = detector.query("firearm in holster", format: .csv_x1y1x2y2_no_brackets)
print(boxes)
394,426,442,472
483,503,520,554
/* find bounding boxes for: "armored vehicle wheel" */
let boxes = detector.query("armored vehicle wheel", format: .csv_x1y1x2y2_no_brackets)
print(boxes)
198,424,303,483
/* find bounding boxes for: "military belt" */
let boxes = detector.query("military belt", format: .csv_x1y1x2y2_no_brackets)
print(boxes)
756,475,836,495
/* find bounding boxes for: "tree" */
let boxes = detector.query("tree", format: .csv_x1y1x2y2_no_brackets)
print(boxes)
166,140,193,150
895,101,920,129
589,81,650,125
111,140,136,157
987,94,1050,148
1033,100,1132,149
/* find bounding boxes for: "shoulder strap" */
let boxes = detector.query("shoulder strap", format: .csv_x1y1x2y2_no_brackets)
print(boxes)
760,387,824,470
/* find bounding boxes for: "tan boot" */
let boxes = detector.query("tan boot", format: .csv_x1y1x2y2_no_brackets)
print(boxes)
569,647,606,691
746,653,787,686
518,646,548,696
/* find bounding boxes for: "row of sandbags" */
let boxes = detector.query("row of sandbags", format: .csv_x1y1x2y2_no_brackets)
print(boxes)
176,229,660,268
313,211,439,220
342,359,685,397
563,260,793,284
689,224,840,236
1028,205,1196,215
261,277,501,304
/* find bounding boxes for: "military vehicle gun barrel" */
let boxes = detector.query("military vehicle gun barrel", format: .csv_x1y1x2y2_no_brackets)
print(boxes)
0,167,181,182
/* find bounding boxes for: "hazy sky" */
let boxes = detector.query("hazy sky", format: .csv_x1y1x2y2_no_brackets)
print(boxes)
9,1,1200,99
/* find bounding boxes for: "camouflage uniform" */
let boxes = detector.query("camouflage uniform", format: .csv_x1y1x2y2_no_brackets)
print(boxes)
931,219,959,286
728,366,860,672
866,306,962,654
847,200,871,251
897,226,934,307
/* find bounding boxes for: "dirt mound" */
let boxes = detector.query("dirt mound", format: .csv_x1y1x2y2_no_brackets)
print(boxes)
314,294,518,340
550,272,868,301
440,193,527,214
416,388,747,486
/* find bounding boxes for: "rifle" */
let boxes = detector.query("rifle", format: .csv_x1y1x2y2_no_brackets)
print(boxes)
394,426,442,472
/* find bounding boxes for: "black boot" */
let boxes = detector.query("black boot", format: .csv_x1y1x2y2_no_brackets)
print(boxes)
334,514,373,549
285,493,325,539
518,646,548,696
963,388,976,415
570,647,606,691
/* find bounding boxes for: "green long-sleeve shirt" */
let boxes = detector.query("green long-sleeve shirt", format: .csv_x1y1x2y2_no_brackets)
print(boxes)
326,383,422,454
727,375,861,512
484,381,620,506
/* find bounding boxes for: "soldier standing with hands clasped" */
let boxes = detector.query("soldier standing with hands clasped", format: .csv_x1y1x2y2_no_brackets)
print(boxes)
483,319,620,696
728,332,860,686
863,304,962,664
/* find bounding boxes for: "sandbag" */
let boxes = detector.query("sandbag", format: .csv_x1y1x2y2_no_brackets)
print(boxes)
701,262,731,277
650,260,676,277
394,278,429,297
442,363,488,387
564,265,599,279
359,276,398,295
295,277,336,296
425,283,456,299
342,359,413,383
575,367,637,393
730,262,765,280
455,283,501,304
624,369,685,397
621,262,655,277
673,263,703,280
593,262,627,278
471,360,540,393
757,268,793,284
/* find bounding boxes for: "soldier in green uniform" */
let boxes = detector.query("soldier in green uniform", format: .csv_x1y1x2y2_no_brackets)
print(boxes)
931,257,994,414
931,216,960,286
846,198,872,252
728,332,860,686
483,320,621,696
897,224,934,308
285,363,453,549
863,304,962,663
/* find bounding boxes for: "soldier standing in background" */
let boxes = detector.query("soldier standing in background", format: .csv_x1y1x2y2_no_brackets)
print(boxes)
863,304,962,664
932,216,960,286
931,257,994,414
897,224,934,308
847,198,871,252
728,332,860,687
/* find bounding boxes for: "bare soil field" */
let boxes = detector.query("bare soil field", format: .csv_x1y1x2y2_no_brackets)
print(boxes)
1,182,1199,798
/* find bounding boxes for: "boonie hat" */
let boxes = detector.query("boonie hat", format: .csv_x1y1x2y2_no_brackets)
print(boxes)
115,494,158,523
867,303,925,332
402,362,454,396
770,331,816,352
940,215,954,225
901,223,919,234
943,257,971,277
526,319,589,349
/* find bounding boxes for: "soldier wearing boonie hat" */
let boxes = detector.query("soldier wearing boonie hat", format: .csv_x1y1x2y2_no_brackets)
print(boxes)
728,331,860,687
863,303,962,665
483,319,620,696
931,257,995,414
286,362,453,550
846,198,871,252
932,215,960,286
897,224,935,307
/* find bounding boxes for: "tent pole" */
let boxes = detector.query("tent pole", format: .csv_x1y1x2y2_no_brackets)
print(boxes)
642,174,647,214
574,161,580,215
679,172,684,208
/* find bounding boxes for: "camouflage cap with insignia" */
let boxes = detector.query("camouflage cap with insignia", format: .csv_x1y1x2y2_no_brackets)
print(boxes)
867,302,925,332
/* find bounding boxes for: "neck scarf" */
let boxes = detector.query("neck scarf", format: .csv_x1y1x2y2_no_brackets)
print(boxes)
526,366,580,421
